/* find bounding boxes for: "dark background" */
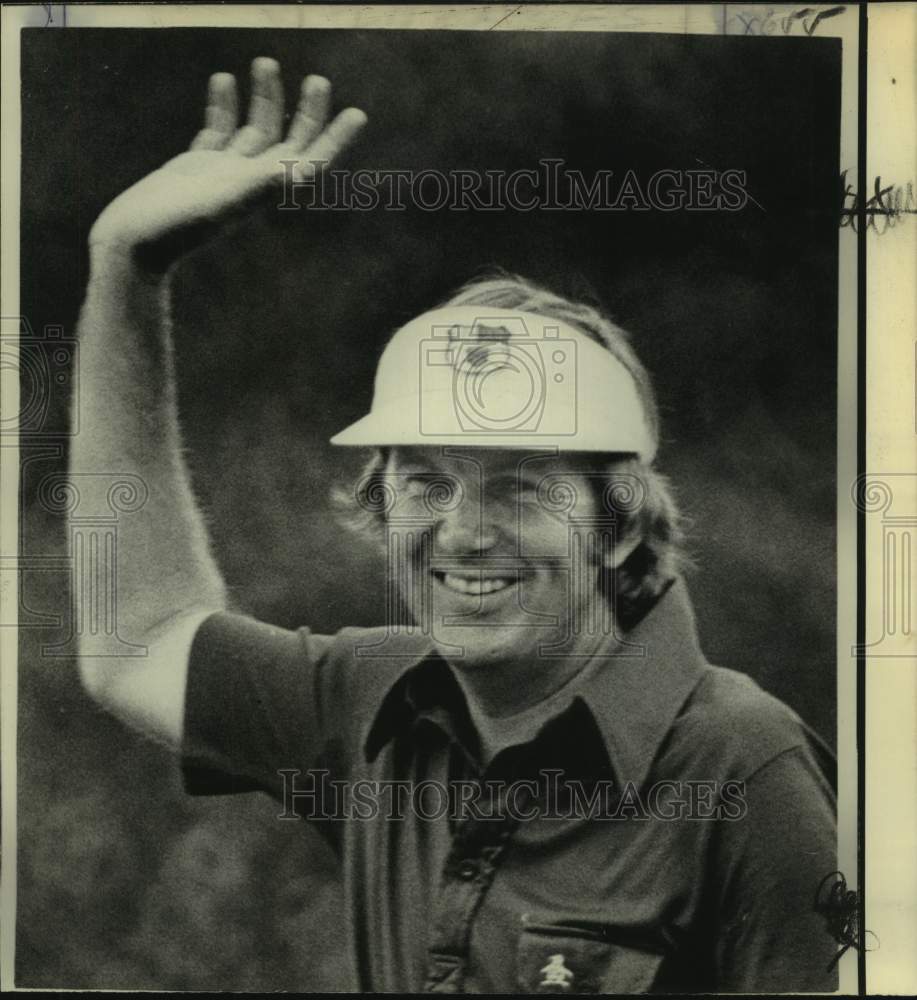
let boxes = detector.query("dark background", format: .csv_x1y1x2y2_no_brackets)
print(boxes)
18,28,840,989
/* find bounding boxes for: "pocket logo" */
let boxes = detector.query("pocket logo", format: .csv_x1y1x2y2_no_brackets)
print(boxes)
540,953,575,989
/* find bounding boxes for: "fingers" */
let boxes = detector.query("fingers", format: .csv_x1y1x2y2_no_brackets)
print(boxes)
229,57,285,156
207,73,239,135
289,106,368,177
248,56,285,141
284,75,332,151
191,58,368,174
190,72,238,151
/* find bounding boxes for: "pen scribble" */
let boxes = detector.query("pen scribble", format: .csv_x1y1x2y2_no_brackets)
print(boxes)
815,871,878,970
42,3,66,27
840,170,917,234
783,6,846,35
729,5,845,36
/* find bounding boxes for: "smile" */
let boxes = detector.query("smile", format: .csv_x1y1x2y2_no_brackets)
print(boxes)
432,570,519,597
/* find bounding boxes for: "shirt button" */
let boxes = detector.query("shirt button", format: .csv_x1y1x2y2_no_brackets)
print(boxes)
457,859,478,880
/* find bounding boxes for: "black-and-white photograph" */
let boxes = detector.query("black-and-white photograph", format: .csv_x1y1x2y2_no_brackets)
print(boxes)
7,6,864,993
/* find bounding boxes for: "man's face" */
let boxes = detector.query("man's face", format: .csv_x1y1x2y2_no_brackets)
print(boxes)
383,446,616,671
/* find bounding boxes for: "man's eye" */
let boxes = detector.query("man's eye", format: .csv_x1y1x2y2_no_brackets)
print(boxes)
516,489,543,510
487,480,539,508
401,477,431,500
496,477,538,494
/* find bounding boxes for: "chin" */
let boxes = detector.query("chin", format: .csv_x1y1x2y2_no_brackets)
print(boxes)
432,637,502,670
429,625,539,671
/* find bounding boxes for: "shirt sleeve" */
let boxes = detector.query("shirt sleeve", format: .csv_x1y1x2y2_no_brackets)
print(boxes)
712,742,840,993
180,611,347,803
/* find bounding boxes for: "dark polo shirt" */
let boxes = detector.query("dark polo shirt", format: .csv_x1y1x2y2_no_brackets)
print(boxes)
181,579,839,993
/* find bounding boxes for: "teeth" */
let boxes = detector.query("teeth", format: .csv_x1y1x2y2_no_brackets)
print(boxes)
439,573,514,596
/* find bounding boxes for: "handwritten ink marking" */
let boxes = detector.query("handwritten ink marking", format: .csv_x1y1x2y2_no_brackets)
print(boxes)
41,3,67,27
731,5,845,36
840,170,917,234
781,6,846,35
732,8,775,36
804,6,846,34
781,8,816,34
815,871,879,970
489,6,521,31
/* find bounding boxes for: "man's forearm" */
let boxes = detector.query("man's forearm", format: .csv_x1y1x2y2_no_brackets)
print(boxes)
65,58,365,743
72,249,228,653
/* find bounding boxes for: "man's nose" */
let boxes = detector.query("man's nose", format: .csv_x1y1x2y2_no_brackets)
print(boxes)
435,502,499,555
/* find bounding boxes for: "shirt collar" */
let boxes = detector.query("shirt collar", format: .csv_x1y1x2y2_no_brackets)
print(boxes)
363,578,710,788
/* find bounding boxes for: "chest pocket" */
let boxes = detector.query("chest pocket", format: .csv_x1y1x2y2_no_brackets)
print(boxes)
516,923,665,994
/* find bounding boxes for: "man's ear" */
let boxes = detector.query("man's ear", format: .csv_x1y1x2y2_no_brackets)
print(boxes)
600,528,643,569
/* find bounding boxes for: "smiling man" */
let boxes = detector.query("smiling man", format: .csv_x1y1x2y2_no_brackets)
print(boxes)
327,289,684,763
75,59,839,993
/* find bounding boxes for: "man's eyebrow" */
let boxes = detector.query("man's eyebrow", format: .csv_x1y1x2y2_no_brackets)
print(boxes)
487,468,542,486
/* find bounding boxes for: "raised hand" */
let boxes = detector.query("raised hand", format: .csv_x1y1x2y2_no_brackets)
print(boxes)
89,57,367,268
